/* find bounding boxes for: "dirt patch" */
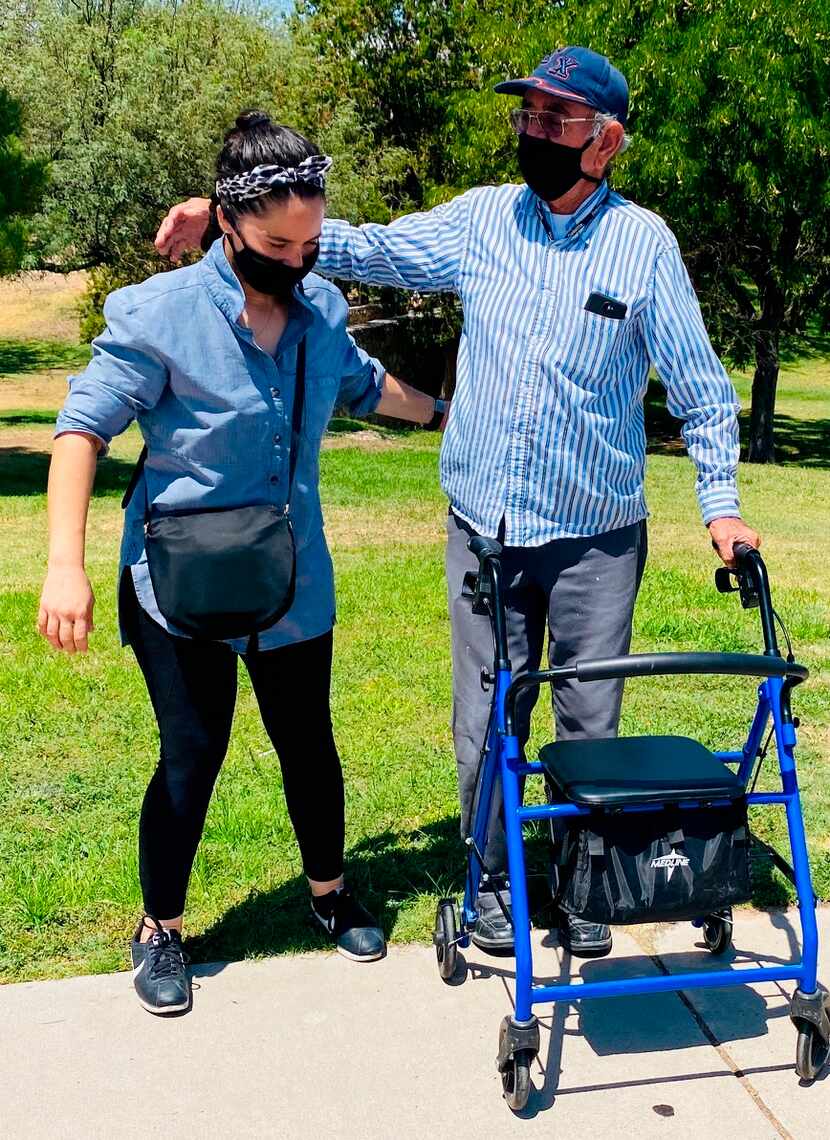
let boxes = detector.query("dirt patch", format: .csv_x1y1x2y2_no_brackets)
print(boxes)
0,426,56,452
0,373,70,413
325,507,444,548
0,272,88,342
322,430,400,450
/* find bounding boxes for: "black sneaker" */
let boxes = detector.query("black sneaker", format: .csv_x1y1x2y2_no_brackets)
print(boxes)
130,917,191,1014
311,887,386,962
471,883,514,954
557,911,612,958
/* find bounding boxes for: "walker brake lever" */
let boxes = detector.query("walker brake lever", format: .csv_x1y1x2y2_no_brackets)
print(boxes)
714,567,760,610
463,569,493,616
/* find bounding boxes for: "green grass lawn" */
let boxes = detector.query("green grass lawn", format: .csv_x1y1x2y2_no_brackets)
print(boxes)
0,344,828,983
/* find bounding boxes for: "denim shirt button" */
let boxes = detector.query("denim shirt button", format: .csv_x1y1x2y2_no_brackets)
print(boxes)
270,475,279,485
273,433,281,444
271,387,280,398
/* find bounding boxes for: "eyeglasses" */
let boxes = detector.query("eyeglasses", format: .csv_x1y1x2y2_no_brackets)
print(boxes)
509,107,596,141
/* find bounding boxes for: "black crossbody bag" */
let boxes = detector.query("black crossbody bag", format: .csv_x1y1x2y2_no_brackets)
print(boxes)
121,340,306,648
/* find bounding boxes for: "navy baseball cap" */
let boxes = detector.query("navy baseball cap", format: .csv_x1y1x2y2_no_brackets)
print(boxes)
495,46,629,127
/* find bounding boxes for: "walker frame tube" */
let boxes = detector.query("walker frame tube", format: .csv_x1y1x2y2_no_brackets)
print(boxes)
461,543,820,1026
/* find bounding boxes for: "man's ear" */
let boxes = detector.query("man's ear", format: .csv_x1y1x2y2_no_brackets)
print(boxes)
584,120,624,178
602,120,625,162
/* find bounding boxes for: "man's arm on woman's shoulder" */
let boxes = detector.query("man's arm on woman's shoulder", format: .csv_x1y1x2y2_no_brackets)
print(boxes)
318,191,475,294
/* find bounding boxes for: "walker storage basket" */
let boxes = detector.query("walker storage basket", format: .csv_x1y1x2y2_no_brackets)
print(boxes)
550,798,752,926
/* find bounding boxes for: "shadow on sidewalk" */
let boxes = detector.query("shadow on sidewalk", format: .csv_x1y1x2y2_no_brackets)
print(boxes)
457,909,809,1118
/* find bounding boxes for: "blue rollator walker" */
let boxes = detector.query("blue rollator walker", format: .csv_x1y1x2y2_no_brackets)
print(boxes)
432,537,829,1110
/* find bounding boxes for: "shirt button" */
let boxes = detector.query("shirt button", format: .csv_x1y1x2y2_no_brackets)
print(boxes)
271,387,280,398
273,433,281,444
270,475,279,485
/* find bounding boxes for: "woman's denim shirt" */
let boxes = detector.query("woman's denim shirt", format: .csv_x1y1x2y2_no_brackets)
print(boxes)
54,238,385,653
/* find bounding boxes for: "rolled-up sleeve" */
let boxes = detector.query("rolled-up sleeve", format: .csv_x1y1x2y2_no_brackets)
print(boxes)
55,291,169,457
335,327,385,417
642,242,741,525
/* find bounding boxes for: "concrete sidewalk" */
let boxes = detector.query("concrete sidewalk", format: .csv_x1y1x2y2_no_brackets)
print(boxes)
1,909,828,1139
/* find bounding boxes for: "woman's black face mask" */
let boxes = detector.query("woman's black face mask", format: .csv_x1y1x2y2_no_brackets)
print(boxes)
228,228,319,300
517,132,601,203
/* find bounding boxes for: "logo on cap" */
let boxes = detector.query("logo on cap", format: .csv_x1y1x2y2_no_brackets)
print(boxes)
543,52,579,81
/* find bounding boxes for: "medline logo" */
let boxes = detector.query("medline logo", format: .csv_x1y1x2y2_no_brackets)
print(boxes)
651,849,691,881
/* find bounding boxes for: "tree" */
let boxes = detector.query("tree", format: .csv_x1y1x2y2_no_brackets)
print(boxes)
571,0,830,463
0,88,48,275
0,0,409,283
434,0,830,462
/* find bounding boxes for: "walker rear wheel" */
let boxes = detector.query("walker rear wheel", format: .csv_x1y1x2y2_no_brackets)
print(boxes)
796,1022,830,1081
702,908,733,955
433,898,459,982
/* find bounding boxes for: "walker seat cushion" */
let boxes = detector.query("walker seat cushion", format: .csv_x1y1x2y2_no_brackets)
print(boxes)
539,735,744,807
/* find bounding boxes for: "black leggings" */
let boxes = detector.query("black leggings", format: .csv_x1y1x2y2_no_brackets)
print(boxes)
120,570,345,919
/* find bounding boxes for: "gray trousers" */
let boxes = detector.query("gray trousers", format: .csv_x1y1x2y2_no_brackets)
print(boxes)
446,510,648,876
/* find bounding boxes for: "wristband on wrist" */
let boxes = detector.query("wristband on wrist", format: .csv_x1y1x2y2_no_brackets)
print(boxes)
424,398,447,430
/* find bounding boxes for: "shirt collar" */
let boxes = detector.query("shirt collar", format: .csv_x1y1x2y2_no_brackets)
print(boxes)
199,236,315,347
530,179,610,242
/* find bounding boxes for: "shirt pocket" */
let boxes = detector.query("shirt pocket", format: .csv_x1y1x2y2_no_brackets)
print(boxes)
554,300,639,390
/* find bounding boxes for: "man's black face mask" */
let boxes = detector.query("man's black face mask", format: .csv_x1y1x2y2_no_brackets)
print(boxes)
517,133,600,203
229,228,319,299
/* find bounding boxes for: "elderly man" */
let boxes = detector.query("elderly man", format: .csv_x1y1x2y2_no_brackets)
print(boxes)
156,46,760,958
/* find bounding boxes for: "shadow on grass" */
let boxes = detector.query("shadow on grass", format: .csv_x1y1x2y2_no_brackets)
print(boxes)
187,812,800,967
644,378,830,468
188,819,558,965
765,415,830,468
0,446,136,496
0,338,90,377
0,411,57,426
328,414,415,437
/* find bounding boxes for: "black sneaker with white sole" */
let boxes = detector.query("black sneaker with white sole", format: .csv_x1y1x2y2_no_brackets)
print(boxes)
471,882,515,954
557,911,612,958
130,917,191,1014
311,887,386,962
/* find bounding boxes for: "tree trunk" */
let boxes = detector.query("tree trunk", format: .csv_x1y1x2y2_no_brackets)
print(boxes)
747,280,786,464
746,215,801,465
746,328,780,463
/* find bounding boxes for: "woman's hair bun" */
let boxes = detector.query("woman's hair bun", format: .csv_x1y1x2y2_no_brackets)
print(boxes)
236,109,271,131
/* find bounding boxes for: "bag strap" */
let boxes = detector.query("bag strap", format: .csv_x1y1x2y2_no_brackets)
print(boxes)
287,337,306,499
121,337,308,517
121,444,147,512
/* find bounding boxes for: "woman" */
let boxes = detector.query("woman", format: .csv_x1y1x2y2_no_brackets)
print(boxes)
38,111,447,1015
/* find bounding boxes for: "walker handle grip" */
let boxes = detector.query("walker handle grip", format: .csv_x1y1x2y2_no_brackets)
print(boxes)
720,542,779,655
468,536,503,565
733,540,760,565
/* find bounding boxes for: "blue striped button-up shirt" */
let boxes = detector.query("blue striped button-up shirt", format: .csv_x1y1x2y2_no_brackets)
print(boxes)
319,180,741,546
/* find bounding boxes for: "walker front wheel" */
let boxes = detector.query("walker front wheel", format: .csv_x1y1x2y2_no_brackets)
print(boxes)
433,898,459,982
796,1022,830,1081
497,1016,537,1111
702,908,733,955
501,1050,533,1111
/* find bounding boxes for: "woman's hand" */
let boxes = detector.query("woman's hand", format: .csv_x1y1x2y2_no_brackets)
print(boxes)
155,197,212,261
40,431,101,654
38,565,96,654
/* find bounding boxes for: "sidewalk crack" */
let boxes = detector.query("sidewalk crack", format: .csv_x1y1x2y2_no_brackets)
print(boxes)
648,950,794,1140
